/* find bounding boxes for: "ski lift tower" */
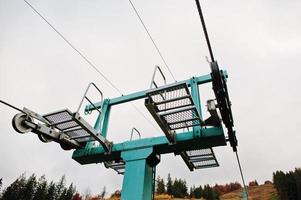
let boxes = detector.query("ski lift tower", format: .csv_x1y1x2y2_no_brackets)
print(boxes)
5,1,243,199
10,61,237,200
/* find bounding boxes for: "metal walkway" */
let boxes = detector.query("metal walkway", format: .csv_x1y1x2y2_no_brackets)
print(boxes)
181,148,219,170
145,83,202,143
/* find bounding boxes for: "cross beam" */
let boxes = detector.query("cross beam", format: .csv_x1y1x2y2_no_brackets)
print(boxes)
85,71,228,110
72,127,226,164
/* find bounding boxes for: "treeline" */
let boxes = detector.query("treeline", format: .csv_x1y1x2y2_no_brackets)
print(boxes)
0,174,106,200
273,168,301,200
156,173,243,199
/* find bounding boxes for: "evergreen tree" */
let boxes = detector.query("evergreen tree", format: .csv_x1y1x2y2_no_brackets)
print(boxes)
2,174,27,200
46,181,57,200
156,176,165,194
21,174,37,200
64,183,76,200
172,178,187,198
33,175,48,200
166,173,173,195
294,168,301,200
189,186,194,198
0,177,3,191
194,185,203,198
55,175,66,199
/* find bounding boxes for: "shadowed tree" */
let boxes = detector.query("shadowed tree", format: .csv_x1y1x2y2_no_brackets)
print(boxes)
0,177,3,191
55,175,66,199
63,183,76,200
21,174,37,200
2,174,27,200
46,181,57,200
166,173,173,195
156,176,165,194
33,175,48,200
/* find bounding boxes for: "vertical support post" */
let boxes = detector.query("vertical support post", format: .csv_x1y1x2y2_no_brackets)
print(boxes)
85,99,111,148
99,99,111,138
121,147,158,200
85,110,102,148
190,77,202,137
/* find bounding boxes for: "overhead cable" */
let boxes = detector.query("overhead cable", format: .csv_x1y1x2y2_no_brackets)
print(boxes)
128,0,177,82
0,100,25,113
235,151,249,199
23,0,160,132
194,0,215,62
23,0,122,95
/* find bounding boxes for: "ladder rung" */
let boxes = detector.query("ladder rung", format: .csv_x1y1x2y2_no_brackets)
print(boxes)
154,95,192,105
167,117,200,126
189,157,216,162
158,105,196,117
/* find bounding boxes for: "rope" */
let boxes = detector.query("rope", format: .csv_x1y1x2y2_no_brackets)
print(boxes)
235,151,249,199
194,0,215,62
22,0,160,132
128,0,177,82
0,100,25,113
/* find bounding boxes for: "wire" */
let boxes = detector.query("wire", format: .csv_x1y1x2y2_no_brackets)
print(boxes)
194,0,215,62
23,0,160,132
235,151,249,200
23,0,122,95
0,100,25,113
128,0,177,82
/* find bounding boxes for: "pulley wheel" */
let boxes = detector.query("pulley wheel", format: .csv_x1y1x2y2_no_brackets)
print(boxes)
12,113,33,134
38,133,53,143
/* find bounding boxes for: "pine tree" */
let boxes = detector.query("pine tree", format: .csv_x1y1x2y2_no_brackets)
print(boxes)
55,175,66,199
33,175,48,200
2,174,27,200
0,177,3,191
166,173,173,195
46,181,57,200
156,176,165,194
189,186,194,198
294,168,301,200
21,174,37,200
64,183,76,200
194,185,203,198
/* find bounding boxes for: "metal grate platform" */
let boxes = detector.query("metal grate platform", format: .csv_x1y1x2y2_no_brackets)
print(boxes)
104,160,125,175
181,148,219,170
145,83,202,142
43,109,110,151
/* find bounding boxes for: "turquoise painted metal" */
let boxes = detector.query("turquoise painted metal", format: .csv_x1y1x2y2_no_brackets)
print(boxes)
72,71,229,200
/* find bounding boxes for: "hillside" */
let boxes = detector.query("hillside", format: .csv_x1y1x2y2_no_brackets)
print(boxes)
220,183,278,200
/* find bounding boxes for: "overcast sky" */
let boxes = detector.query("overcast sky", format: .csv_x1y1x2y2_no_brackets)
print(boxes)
1,0,301,196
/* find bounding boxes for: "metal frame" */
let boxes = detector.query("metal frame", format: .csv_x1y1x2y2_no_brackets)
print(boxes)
11,70,233,200
77,82,103,114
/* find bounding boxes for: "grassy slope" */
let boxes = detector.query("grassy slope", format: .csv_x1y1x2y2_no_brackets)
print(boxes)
220,183,278,200
108,183,279,200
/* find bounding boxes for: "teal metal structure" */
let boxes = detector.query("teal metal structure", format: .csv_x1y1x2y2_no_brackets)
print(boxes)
10,67,236,200
71,70,230,200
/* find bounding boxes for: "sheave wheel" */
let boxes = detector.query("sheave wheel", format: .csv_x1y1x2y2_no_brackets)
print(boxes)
12,113,33,134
